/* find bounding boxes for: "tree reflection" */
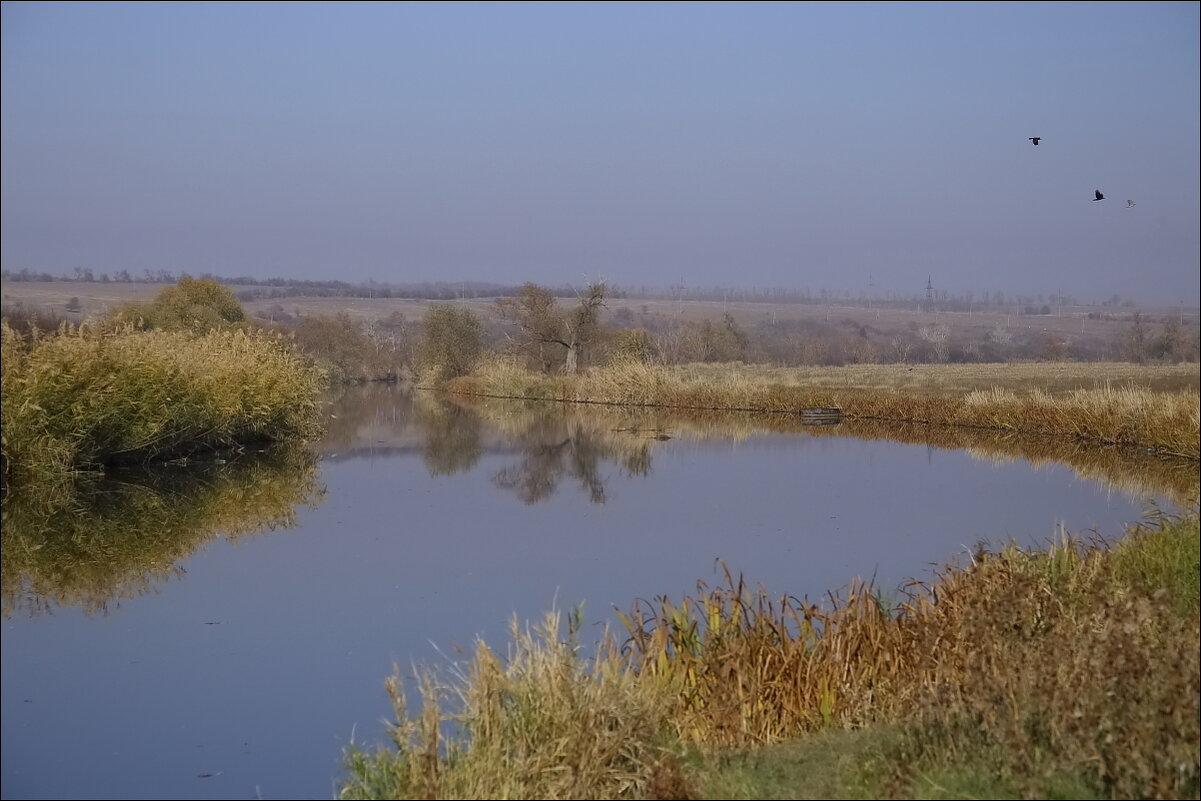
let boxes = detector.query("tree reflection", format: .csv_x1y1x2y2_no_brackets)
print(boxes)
492,417,652,505
318,382,416,455
415,395,484,476
1,445,322,618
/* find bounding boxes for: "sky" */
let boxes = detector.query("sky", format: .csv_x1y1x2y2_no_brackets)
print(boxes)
2,1,1198,303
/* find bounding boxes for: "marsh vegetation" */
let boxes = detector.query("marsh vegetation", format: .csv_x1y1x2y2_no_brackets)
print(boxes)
1,279,1197,799
341,511,1200,800
1,279,325,488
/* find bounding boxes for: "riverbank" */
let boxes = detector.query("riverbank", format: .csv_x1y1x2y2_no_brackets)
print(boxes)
341,510,1200,799
443,359,1201,459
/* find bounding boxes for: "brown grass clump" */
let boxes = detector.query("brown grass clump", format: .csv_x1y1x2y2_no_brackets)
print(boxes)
618,514,1200,798
340,609,680,800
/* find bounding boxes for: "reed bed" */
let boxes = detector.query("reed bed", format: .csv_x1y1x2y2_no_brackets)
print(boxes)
1,321,325,485
446,358,1201,459
343,512,1199,799
341,611,681,801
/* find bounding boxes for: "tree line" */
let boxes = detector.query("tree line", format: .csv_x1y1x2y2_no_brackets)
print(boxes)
0,268,1160,312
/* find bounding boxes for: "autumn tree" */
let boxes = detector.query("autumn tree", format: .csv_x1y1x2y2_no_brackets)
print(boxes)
417,304,484,379
496,282,606,373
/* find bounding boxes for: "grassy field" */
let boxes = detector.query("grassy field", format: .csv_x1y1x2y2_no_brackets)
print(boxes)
340,511,1200,800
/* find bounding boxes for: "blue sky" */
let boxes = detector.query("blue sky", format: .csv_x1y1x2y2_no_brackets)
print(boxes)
2,1,1198,302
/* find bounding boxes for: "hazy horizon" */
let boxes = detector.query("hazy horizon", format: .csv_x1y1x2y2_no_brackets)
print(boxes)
3,2,1198,304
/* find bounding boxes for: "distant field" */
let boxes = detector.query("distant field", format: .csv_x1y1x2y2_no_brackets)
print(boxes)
1,281,163,319
5,281,1197,346
0,281,504,324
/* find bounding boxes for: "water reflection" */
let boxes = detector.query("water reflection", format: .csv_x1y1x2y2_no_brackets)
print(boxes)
319,386,656,504
471,401,1197,509
4,382,1194,801
0,445,322,618
491,415,651,505
317,384,1197,509
7,385,1187,621
415,395,485,476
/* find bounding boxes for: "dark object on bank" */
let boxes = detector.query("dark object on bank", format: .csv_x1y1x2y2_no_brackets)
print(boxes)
800,407,842,425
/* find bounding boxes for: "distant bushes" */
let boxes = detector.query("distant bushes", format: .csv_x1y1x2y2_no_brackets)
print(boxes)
108,275,246,333
1,321,324,486
281,312,411,383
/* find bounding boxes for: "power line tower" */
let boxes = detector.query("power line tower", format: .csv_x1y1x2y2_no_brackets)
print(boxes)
926,276,934,311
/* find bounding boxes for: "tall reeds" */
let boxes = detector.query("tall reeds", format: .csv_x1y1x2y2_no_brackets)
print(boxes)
342,512,1200,799
341,610,681,800
619,513,1200,798
1,321,324,485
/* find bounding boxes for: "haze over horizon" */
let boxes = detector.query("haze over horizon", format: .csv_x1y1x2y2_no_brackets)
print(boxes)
2,1,1198,305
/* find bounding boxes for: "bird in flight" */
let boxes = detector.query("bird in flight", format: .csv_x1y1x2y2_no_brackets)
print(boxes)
1028,137,1041,146
1126,199,1136,208
1093,190,1105,201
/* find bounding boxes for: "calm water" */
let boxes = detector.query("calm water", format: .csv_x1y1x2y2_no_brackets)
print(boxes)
1,384,1189,800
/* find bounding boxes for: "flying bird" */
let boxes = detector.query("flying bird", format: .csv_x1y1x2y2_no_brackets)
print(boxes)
1126,199,1136,208
1028,137,1041,146
1093,190,1105,201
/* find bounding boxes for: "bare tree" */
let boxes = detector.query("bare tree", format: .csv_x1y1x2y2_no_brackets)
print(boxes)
888,336,913,364
918,324,951,363
496,282,606,373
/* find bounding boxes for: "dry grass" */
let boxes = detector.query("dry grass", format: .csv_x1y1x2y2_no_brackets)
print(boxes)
341,610,681,800
445,358,1201,459
670,361,1200,395
619,514,1199,798
1,321,325,485
342,512,1199,799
